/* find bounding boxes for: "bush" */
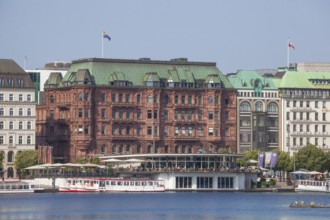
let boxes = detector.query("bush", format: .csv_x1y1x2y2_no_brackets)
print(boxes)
269,178,276,187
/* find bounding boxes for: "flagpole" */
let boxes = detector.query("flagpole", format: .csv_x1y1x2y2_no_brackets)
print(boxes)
287,38,290,68
102,31,104,58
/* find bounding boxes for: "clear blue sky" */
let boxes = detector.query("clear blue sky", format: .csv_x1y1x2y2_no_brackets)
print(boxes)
1,0,329,74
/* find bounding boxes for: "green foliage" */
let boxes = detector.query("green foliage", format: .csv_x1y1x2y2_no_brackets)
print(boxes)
269,178,276,187
0,151,4,168
90,157,100,164
236,150,259,167
272,149,292,171
295,144,330,172
74,156,88,164
15,150,38,176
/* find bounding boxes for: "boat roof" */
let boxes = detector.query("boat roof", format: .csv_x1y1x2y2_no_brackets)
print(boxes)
99,153,244,159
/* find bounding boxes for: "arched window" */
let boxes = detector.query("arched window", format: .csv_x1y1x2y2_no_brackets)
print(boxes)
50,95,55,103
27,121,31,130
164,95,169,105
27,108,31,116
255,101,263,112
240,102,251,112
7,151,14,163
9,108,13,116
19,108,23,116
9,136,13,144
147,145,151,153
9,121,13,129
112,144,116,154
19,136,22,144
27,136,31,145
19,121,23,129
0,108,4,116
208,96,213,104
267,102,278,112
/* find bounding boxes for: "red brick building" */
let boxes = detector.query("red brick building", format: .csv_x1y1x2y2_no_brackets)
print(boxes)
36,58,236,162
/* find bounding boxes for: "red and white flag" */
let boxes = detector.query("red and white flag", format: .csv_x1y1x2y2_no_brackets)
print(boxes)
288,41,295,50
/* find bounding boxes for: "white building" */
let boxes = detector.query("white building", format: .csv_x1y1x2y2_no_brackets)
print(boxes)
0,59,36,178
279,71,330,155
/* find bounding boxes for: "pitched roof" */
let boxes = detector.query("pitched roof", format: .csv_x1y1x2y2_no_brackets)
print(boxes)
0,59,25,74
61,58,233,89
227,70,279,90
278,71,330,89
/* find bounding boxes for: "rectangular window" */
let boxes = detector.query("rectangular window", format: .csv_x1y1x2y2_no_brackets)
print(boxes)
208,127,213,136
19,94,23,101
197,177,213,189
27,94,31,102
111,94,116,102
323,113,326,121
119,94,123,102
78,109,83,118
176,177,192,189
315,101,318,108
101,109,106,118
0,94,3,101
154,110,158,119
198,110,203,120
286,112,290,120
147,126,152,135
84,125,89,135
137,126,141,136
286,101,290,107
198,127,203,136
147,110,152,119
315,113,318,121
175,127,179,136
50,110,54,120
101,93,106,102
84,108,89,118
164,127,169,136
218,177,234,189
126,94,130,102
101,124,106,135
208,111,213,120
9,94,13,101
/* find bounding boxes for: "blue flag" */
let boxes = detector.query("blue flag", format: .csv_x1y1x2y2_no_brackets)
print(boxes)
103,31,111,41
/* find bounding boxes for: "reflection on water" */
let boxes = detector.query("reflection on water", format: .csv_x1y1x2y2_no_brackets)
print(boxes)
0,192,329,220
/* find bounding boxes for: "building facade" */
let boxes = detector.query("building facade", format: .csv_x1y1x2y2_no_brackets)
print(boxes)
0,59,36,178
228,70,281,153
36,58,237,162
279,71,330,155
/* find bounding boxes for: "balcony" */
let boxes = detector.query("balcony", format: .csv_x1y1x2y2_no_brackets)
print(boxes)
290,107,316,112
111,102,136,108
57,103,71,109
173,136,199,141
111,135,138,141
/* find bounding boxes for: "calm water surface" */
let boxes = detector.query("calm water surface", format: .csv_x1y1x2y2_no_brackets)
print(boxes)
0,192,330,220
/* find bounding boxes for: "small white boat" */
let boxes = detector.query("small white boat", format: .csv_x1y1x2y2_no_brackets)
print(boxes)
59,178,106,192
295,180,330,192
0,181,44,194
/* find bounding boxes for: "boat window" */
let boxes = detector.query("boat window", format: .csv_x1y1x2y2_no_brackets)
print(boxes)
142,182,147,186
130,182,134,186
148,182,153,186
135,182,140,186
0,185,3,190
117,182,122,186
111,181,116,186
24,185,29,189
124,182,129,186
154,182,159,186
5,185,11,190
18,185,23,189
106,181,109,185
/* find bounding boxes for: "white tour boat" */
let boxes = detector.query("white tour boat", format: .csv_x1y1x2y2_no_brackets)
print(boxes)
295,179,330,192
0,181,44,194
59,178,165,192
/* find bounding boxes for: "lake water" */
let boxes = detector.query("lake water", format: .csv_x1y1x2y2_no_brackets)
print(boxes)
0,192,329,220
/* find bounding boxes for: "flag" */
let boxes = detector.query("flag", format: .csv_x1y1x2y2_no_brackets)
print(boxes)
265,152,272,168
103,31,111,41
258,152,264,168
270,152,278,168
288,41,295,50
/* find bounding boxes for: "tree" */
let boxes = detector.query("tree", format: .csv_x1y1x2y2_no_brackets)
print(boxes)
295,144,330,172
15,150,38,177
236,150,259,167
273,149,292,172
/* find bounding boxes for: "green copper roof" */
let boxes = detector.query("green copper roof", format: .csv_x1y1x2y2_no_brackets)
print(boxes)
227,70,279,90
279,71,330,89
61,58,233,89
